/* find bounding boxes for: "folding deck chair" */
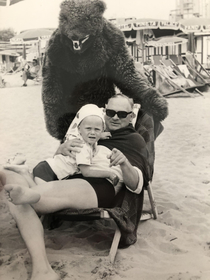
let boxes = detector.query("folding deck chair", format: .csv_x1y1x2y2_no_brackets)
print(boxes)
169,55,182,65
182,52,210,85
152,63,193,97
42,109,163,263
161,59,206,96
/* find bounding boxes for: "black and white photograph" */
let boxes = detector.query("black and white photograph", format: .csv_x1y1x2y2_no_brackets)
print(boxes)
0,0,210,279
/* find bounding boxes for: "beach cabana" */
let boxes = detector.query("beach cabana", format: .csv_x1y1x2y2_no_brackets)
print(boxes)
178,17,210,67
110,18,183,64
10,28,55,64
0,49,19,72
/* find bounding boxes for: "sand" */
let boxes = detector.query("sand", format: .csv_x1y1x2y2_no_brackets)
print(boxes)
0,73,210,280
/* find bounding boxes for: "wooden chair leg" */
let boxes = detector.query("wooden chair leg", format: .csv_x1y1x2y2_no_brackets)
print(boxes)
147,181,158,219
109,223,121,263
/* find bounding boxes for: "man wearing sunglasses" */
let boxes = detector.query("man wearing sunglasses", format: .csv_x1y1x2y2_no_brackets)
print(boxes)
104,95,134,132
55,93,148,194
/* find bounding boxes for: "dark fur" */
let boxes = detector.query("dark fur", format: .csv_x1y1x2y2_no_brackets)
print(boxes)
42,0,168,140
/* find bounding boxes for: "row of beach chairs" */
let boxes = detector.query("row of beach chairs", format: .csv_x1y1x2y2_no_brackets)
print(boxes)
143,53,210,97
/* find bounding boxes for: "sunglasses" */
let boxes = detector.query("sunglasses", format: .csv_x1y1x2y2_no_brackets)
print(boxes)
105,109,132,119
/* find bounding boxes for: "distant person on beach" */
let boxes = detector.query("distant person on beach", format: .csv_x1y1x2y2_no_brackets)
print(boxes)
5,104,121,188
0,75,6,88
22,59,40,87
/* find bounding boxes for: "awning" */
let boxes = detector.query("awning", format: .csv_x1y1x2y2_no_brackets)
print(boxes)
0,49,20,56
146,36,188,47
0,0,24,6
179,17,210,34
111,18,181,32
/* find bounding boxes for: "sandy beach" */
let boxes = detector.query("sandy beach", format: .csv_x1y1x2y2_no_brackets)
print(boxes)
0,73,210,280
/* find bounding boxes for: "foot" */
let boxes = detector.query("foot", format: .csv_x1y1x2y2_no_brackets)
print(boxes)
4,163,29,176
22,83,27,87
31,269,60,280
7,153,26,165
0,170,6,191
4,184,40,205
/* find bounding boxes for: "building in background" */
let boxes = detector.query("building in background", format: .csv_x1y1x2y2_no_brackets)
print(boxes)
170,0,210,21
169,0,210,66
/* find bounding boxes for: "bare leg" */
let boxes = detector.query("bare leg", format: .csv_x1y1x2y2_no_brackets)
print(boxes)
22,71,28,86
34,176,46,185
0,170,6,191
6,178,98,214
0,170,59,280
4,164,37,188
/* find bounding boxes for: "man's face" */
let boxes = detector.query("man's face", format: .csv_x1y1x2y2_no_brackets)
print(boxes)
105,97,133,132
78,116,104,145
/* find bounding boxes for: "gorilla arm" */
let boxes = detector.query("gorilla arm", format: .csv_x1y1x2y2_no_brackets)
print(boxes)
42,55,73,141
107,42,168,122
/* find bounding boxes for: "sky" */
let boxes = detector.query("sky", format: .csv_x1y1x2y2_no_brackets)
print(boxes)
0,0,176,33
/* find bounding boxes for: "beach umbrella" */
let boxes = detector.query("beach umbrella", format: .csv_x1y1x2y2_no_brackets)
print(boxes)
146,36,187,47
0,49,19,56
179,17,210,34
0,0,24,6
10,28,55,61
10,28,55,44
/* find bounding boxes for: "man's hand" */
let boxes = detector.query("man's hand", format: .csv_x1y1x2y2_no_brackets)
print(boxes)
55,138,84,157
108,148,127,167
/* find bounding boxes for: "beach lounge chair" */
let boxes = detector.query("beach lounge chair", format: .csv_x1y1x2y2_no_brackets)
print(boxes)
152,63,193,97
169,54,182,65
42,109,162,263
151,56,206,97
152,55,163,66
182,52,210,85
161,59,206,96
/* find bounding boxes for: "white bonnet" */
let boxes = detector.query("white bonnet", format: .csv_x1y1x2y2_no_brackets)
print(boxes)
65,104,105,139
76,104,105,126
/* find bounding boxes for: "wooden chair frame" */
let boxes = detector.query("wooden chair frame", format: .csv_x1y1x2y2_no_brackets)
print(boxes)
42,180,158,263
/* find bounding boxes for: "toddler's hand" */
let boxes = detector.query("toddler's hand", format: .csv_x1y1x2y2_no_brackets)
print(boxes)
100,132,111,139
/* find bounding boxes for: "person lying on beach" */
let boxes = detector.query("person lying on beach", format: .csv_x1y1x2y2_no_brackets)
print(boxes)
4,104,121,189
22,59,40,87
0,93,149,280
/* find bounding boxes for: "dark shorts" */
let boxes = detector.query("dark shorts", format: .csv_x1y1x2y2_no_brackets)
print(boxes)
33,161,116,208
33,161,58,181
26,71,35,80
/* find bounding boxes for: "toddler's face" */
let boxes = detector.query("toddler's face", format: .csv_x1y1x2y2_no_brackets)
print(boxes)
78,116,104,145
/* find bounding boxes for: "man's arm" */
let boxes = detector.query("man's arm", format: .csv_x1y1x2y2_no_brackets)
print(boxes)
105,24,168,122
54,139,84,156
79,165,118,184
109,148,141,193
